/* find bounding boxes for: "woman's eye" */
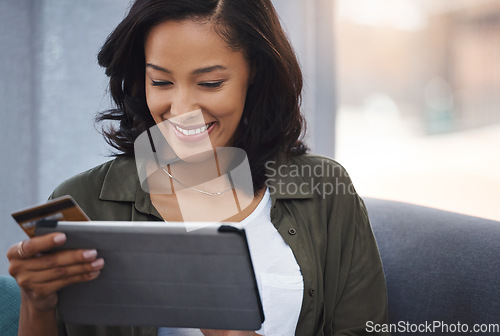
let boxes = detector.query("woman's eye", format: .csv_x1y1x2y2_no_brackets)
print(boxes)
151,80,173,87
199,81,224,88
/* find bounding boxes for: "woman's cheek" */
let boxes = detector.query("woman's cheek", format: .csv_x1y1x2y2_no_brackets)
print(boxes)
209,93,244,118
147,94,170,121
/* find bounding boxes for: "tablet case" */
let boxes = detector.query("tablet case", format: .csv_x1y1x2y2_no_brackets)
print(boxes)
35,221,264,330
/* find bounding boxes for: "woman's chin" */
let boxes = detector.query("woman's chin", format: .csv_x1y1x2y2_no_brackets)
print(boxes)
175,148,215,164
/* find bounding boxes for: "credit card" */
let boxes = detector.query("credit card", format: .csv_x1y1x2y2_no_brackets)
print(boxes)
11,195,89,237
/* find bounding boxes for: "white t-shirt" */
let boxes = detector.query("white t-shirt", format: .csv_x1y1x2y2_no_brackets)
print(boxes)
158,189,304,336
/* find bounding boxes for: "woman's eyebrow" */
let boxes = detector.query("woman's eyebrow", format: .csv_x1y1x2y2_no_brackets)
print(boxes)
145,63,227,75
192,65,227,75
146,63,171,73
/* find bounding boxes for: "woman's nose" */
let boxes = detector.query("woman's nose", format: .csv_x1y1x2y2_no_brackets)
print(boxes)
170,89,198,117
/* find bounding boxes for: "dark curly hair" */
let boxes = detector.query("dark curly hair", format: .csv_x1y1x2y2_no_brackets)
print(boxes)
96,0,308,192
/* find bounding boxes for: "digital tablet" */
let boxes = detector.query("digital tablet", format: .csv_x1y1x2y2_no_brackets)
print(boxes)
35,220,264,330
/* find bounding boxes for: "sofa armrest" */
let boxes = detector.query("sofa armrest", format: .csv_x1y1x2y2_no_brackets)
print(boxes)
364,198,500,335
0,275,21,336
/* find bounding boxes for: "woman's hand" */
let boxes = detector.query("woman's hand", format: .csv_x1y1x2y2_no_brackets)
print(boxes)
7,232,105,311
200,330,263,336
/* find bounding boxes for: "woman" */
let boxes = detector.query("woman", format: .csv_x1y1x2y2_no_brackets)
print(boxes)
7,0,389,335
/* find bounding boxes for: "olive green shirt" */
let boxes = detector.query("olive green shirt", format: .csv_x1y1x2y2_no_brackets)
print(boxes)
50,153,389,336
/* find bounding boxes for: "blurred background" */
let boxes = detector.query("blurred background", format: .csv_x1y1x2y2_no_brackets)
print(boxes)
335,0,500,221
1,0,499,274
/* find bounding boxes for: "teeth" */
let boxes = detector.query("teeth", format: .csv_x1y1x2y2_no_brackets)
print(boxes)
175,123,212,136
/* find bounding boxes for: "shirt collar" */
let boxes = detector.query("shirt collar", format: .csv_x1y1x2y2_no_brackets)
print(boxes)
265,153,315,206
99,156,138,202
99,156,159,217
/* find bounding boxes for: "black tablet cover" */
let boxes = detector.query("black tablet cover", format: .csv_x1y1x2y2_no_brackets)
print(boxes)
35,221,264,330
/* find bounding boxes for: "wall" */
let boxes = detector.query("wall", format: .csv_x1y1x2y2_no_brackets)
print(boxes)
0,0,131,275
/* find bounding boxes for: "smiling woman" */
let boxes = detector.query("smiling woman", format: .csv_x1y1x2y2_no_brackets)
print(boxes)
7,0,389,335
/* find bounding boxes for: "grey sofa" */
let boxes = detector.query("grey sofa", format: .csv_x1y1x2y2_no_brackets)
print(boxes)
1,199,499,335
365,198,500,336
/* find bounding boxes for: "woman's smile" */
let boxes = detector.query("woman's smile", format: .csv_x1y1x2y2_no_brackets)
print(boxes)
168,119,216,142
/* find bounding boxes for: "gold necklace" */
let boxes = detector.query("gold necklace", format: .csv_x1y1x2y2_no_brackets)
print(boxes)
161,166,233,196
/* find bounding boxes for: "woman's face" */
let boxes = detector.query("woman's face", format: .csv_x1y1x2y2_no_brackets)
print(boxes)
144,19,251,159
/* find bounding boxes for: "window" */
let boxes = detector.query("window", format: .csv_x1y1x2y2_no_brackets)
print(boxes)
335,0,500,220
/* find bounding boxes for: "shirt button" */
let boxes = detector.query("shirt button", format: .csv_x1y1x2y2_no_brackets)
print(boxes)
288,228,297,235
309,289,315,296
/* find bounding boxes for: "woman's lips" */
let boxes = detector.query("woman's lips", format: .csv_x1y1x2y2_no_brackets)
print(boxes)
168,121,215,142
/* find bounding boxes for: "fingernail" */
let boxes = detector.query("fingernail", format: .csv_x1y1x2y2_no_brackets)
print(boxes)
83,249,98,259
53,233,66,244
91,258,104,268
89,271,100,278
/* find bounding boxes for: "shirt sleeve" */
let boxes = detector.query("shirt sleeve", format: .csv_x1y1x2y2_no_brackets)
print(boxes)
330,195,391,335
